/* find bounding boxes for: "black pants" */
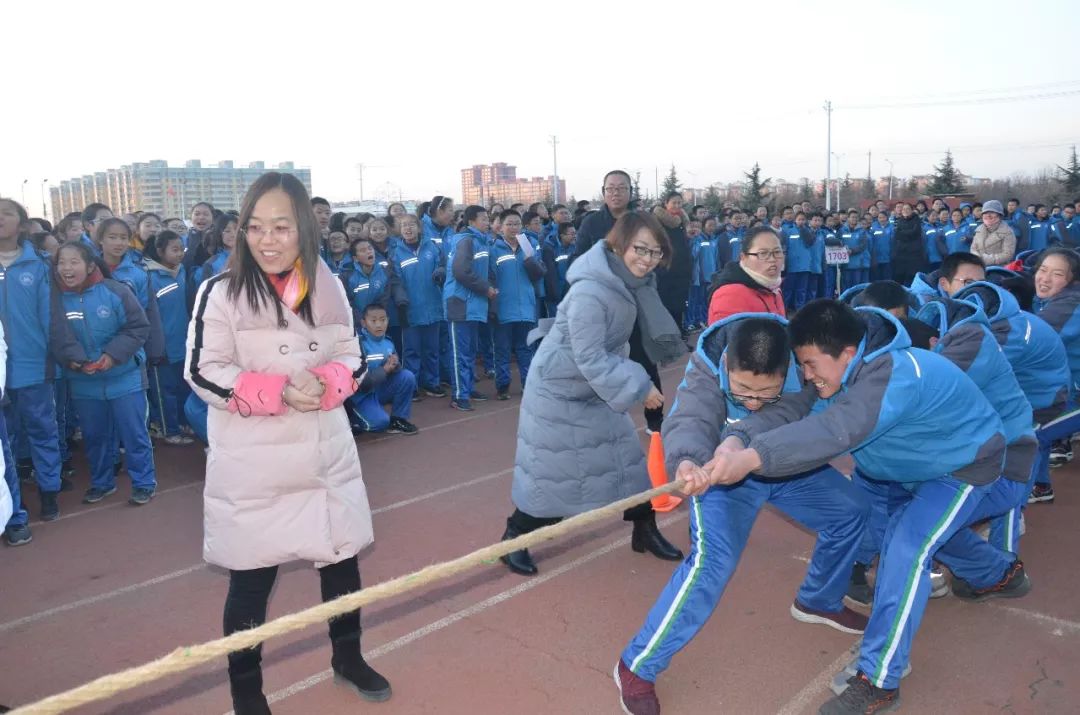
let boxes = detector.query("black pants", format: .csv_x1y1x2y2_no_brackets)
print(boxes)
508,501,653,535
223,556,361,676
628,325,663,432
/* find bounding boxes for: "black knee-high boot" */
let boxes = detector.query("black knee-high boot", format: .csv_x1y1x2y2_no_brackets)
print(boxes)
320,557,392,702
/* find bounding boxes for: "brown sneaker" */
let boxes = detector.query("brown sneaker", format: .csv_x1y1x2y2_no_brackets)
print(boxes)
790,600,868,634
614,660,660,715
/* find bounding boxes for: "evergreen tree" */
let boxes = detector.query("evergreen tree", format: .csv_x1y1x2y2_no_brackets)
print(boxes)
862,169,877,200
906,177,919,197
799,178,813,203
838,173,853,209
703,185,723,215
1057,145,1080,194
741,162,771,210
927,151,965,194
662,164,681,196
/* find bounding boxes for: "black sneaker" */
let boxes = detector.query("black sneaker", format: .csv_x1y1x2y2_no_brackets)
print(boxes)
450,399,474,412
61,459,75,478
1028,484,1054,504
39,491,60,522
1049,439,1072,467
424,385,447,398
845,563,873,607
819,672,899,715
16,460,34,483
83,486,117,504
3,524,32,547
497,388,510,401
387,417,419,436
129,488,156,506
470,390,489,402
952,559,1032,602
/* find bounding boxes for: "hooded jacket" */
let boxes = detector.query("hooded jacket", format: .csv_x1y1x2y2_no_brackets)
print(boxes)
421,213,453,247
0,240,53,389
391,237,444,327
1033,281,1080,393
707,261,785,324
908,269,943,305
954,281,1069,420
916,298,1036,482
491,234,545,324
50,275,151,401
724,308,1006,486
661,313,805,478
444,226,494,323
145,259,189,364
784,226,814,274
871,221,893,265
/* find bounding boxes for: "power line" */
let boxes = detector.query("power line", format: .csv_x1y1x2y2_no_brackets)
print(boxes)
836,88,1080,110
841,79,1080,104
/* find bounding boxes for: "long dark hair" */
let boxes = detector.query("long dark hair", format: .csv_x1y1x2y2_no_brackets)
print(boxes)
227,172,320,327
202,213,238,257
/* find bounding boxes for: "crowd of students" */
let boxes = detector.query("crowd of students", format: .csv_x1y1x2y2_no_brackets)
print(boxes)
2,170,1078,713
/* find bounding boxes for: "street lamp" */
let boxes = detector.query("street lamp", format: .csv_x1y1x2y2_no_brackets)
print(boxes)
21,179,28,207
884,159,895,200
831,153,845,211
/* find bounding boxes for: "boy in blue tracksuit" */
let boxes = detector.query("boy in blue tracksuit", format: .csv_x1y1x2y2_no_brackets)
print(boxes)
685,220,705,327
347,304,418,435
51,243,157,506
490,212,546,400
840,213,870,291
784,211,815,310
444,206,496,411
808,213,826,299
1025,204,1053,253
616,315,869,715
423,197,457,386
0,205,63,521
143,232,194,445
870,216,893,282
392,214,446,398
541,222,576,317
913,298,1037,566
339,238,401,329
942,208,970,255
923,213,944,270
703,302,1012,715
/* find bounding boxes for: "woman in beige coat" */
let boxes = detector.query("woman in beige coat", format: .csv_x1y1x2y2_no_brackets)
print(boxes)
969,199,1017,266
186,172,390,714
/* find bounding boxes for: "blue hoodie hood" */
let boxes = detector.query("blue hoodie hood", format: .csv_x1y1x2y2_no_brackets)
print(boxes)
954,281,1017,324
916,297,988,337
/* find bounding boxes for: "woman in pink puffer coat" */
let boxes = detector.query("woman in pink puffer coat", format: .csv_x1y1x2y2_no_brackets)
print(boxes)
185,172,390,714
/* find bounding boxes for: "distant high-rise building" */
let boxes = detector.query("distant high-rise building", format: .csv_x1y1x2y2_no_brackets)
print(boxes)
50,160,312,220
460,162,566,208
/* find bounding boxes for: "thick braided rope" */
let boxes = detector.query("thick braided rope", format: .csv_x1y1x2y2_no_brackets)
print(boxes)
11,480,685,714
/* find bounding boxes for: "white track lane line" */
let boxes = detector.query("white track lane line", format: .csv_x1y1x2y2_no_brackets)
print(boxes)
989,604,1080,635
243,512,689,713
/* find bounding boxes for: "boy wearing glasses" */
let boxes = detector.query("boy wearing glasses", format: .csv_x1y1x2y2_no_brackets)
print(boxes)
616,315,869,715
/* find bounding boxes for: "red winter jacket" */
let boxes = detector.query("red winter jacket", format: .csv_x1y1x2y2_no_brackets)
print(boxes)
707,262,786,324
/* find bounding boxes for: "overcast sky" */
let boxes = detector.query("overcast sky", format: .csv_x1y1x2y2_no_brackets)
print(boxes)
3,0,1078,214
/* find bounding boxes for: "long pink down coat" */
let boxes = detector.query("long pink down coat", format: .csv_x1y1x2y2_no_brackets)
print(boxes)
185,261,373,570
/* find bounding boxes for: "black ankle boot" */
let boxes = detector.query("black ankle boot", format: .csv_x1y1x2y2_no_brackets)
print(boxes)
499,522,538,576
331,637,392,702
632,515,684,561
228,669,271,715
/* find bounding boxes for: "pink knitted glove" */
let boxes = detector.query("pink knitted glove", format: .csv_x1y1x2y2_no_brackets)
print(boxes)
228,372,289,417
309,361,358,411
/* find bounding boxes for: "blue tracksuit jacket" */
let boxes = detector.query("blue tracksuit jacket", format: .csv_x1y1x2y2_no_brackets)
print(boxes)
1033,282,1080,394
444,227,493,323
146,263,189,364
491,236,545,324
391,237,445,327
0,241,53,388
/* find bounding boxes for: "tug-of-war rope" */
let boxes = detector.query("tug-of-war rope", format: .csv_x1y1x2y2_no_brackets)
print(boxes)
11,480,686,714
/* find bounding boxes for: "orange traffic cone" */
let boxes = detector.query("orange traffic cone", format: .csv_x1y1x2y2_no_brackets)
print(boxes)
647,431,683,512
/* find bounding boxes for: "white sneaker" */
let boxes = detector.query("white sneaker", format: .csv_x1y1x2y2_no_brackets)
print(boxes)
930,569,948,598
164,434,194,446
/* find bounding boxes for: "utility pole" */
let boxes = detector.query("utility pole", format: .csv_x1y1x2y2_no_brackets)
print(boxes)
41,179,49,220
654,166,659,201
355,163,366,202
832,153,844,211
21,179,28,208
550,135,559,204
824,100,832,211
885,159,895,200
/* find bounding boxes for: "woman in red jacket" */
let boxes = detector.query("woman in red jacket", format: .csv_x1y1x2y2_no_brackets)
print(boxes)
707,225,786,323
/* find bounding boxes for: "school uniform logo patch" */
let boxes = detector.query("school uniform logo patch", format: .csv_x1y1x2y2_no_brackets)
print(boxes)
19,273,34,286
96,305,112,319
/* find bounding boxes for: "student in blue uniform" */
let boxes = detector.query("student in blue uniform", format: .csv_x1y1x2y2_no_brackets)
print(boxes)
821,214,843,299
144,231,194,446
339,238,395,327
490,211,546,400
1025,204,1053,253
942,208,970,255
870,214,893,281
784,211,815,310
808,212,826,299
192,213,237,289
685,219,705,328
909,251,987,304
423,196,457,386
700,301,1013,715
953,280,1070,505
1029,248,1080,494
322,229,350,275
96,218,165,366
0,198,63,522
840,212,870,291
392,213,446,398
51,242,157,506
542,222,576,317
616,315,870,715
347,304,418,435
923,211,944,271
443,206,496,411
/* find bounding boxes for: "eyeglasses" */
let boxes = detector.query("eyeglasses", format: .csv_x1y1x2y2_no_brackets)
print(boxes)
729,391,782,406
243,225,296,240
603,186,631,195
745,249,785,261
631,244,664,261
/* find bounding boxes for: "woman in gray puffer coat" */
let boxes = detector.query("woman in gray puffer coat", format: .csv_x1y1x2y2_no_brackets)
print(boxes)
500,212,687,576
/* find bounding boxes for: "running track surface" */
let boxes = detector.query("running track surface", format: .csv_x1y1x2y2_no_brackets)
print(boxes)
2,359,1078,715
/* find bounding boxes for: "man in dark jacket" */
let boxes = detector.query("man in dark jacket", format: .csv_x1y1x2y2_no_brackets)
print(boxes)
890,202,926,287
